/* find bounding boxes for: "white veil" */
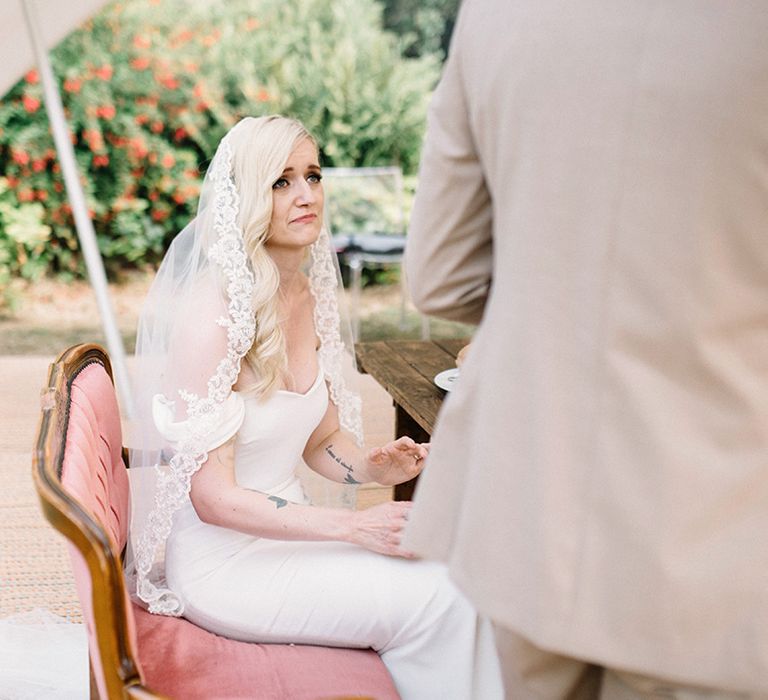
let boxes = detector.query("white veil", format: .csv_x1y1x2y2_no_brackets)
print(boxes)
126,117,363,616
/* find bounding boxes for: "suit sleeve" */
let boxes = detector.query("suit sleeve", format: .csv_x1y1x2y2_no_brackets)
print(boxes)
405,5,493,325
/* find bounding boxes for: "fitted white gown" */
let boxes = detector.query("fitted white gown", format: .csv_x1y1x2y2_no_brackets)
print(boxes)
163,366,502,699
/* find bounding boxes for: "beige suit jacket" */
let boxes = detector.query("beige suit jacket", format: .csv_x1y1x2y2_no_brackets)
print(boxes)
403,0,768,692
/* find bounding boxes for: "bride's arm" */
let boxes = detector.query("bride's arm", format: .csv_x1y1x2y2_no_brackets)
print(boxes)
303,397,429,486
190,436,413,557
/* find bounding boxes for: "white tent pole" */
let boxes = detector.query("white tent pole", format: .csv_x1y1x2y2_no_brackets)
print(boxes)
21,0,134,417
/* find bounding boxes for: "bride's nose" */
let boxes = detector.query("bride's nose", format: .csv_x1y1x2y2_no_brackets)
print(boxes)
295,180,317,206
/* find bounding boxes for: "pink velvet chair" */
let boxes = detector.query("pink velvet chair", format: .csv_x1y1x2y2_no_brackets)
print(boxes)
32,343,399,699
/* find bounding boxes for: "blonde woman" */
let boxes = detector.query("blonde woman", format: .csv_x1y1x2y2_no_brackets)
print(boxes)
128,116,502,699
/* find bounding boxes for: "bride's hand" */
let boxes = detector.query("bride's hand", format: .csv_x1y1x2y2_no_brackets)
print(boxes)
349,501,415,558
364,437,430,486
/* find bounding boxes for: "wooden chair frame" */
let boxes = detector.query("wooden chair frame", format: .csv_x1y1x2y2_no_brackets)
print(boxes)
32,343,160,699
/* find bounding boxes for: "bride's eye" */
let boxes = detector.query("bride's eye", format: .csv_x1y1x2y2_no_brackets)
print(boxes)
272,177,289,189
307,172,322,184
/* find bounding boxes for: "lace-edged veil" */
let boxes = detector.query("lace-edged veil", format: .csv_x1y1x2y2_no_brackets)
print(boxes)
125,116,363,616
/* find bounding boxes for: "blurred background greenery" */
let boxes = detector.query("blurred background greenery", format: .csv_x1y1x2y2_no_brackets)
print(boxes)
0,0,475,350
0,0,460,312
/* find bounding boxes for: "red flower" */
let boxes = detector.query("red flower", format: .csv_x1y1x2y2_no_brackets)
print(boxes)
151,120,164,134
157,75,179,90
97,104,116,120
94,64,113,80
63,78,82,93
23,95,41,113
12,149,30,165
131,57,151,71
173,127,187,141
193,82,205,98
151,209,168,221
135,114,150,125
161,153,175,168
35,190,48,201
32,159,46,173
129,139,149,160
26,69,40,84
18,189,35,202
93,154,110,167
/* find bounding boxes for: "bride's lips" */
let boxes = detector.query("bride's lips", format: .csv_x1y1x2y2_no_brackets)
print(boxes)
290,213,317,224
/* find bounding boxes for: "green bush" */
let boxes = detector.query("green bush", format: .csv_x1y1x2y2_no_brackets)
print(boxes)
0,0,439,307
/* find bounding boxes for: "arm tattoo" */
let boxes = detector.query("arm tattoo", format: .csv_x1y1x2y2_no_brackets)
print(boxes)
268,495,288,509
325,444,361,484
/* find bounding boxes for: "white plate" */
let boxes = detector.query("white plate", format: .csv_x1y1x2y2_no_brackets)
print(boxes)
434,368,460,392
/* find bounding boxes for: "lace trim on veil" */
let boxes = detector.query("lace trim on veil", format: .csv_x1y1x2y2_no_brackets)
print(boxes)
310,230,364,446
134,138,256,615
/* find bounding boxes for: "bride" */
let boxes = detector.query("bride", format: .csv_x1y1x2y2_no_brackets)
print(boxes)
127,115,502,699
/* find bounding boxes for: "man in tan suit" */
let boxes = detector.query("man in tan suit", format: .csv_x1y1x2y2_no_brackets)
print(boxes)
403,1,768,697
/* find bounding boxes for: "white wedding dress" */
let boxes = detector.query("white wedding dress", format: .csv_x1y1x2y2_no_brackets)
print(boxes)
161,363,502,699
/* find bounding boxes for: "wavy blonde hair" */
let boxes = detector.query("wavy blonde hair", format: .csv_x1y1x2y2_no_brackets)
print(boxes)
226,115,317,397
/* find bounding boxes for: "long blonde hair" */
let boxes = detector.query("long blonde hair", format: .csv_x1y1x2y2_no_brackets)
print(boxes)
226,115,317,397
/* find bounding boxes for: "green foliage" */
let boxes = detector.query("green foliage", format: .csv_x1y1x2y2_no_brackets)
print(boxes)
0,0,439,303
379,0,460,59
0,176,52,309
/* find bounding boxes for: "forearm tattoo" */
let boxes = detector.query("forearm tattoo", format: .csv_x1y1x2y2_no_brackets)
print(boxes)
325,444,361,484
268,495,288,509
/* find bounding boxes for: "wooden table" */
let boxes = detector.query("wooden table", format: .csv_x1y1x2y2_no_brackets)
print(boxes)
355,339,468,500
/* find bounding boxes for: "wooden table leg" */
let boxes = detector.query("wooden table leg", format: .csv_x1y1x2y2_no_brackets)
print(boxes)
393,403,431,501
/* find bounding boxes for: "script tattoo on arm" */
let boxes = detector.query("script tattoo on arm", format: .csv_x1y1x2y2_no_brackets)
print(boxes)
324,444,361,484
268,495,288,509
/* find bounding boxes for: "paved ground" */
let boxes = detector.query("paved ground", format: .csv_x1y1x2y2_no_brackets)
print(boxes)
0,354,394,619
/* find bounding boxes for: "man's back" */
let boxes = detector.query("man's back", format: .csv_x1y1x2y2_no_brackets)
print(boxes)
405,1,768,692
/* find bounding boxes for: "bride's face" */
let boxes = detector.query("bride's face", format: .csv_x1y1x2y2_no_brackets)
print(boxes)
266,137,324,251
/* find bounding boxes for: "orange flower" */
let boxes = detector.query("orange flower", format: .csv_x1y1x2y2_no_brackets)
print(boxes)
18,189,35,202
93,154,110,168
133,34,151,49
25,69,39,84
151,120,164,134
131,57,151,71
256,88,270,103
157,75,179,90
63,77,82,93
22,95,40,113
245,17,260,31
161,153,175,168
12,149,29,165
32,159,46,173
97,104,116,120
94,64,113,81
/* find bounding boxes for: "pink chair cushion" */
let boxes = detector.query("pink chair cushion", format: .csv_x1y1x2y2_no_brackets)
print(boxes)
60,361,399,698
134,605,399,699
